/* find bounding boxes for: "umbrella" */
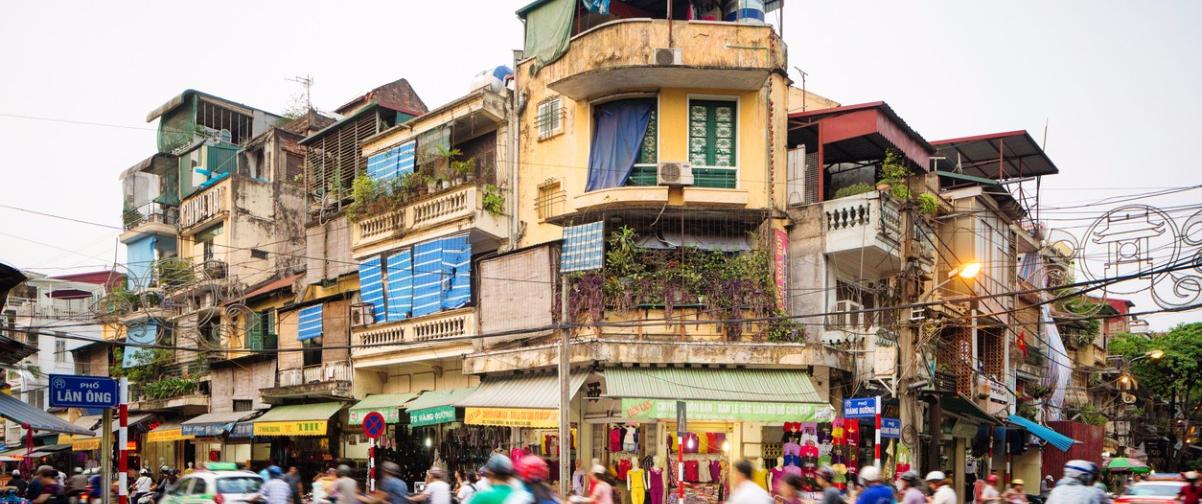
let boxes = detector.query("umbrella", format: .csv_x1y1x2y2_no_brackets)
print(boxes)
1106,457,1151,474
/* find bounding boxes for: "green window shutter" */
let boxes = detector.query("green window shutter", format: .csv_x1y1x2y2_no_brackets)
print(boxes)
687,100,737,188
636,107,658,165
245,313,263,351
264,311,277,350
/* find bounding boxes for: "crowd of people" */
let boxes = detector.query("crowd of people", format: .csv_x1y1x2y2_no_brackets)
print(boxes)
4,457,1201,504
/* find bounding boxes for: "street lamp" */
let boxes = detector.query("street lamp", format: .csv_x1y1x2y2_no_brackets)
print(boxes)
922,261,983,302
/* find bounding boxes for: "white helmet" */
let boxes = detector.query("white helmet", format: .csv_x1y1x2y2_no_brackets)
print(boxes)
925,471,947,482
1064,460,1098,484
859,465,881,483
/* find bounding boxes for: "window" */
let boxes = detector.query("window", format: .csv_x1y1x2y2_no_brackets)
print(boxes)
831,280,876,329
537,96,563,140
536,180,566,220
250,249,268,260
196,224,223,263
54,340,67,363
217,477,261,495
687,99,737,188
302,338,322,367
189,478,207,495
233,399,253,412
626,102,660,186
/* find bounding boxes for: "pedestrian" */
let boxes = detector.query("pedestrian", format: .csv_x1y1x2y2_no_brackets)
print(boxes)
926,472,957,504
454,469,476,504
333,465,361,504
853,466,895,504
284,467,303,504
312,469,337,504
979,475,1001,503
1001,479,1027,504
87,470,102,504
469,455,519,504
726,459,772,504
570,460,585,497
378,462,409,504
1178,471,1202,504
259,466,294,504
408,468,451,504
1039,476,1053,500
1045,460,1106,504
774,474,803,504
10,470,28,496
31,467,65,504
813,466,843,504
515,456,559,504
65,468,87,502
896,472,925,504
132,469,153,504
25,467,48,502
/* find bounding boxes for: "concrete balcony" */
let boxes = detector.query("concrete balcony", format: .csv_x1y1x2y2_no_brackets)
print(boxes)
351,184,507,256
262,360,353,403
178,181,229,234
353,308,476,361
119,202,179,244
823,192,902,274
541,19,785,100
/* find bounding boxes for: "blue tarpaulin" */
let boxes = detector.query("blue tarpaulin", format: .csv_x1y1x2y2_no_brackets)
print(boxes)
585,100,652,192
411,241,443,317
385,249,413,322
366,141,416,182
357,257,385,324
126,235,157,290
1008,414,1077,452
440,234,472,310
561,222,605,272
297,304,323,341
123,320,159,368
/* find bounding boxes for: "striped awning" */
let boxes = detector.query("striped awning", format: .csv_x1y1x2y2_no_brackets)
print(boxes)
0,394,94,435
605,368,824,403
457,373,588,409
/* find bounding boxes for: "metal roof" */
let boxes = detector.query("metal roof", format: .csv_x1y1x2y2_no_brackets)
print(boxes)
404,388,478,412
349,393,418,412
932,130,1058,180
605,368,824,403
457,374,588,409
181,410,260,426
145,89,272,123
254,402,345,423
0,394,94,435
788,101,935,170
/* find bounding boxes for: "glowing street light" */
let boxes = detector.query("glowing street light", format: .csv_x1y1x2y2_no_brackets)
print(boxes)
951,261,983,280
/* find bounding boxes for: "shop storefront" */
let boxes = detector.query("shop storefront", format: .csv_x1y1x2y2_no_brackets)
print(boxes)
144,423,197,470
369,388,478,485
61,415,104,470
252,402,346,473
223,421,269,466
347,393,417,462
181,411,262,466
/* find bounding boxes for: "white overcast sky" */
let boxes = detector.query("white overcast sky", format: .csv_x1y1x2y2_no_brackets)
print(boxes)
1,1,1200,329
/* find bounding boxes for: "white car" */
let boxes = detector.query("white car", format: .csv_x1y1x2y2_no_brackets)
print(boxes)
159,464,264,504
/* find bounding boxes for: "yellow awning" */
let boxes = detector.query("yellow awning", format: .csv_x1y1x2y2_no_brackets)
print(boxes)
71,438,101,451
464,407,559,428
146,424,195,443
253,402,344,437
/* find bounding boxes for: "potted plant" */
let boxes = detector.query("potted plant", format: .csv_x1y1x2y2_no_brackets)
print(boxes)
423,172,438,193
878,149,909,193
916,192,939,216
452,157,475,185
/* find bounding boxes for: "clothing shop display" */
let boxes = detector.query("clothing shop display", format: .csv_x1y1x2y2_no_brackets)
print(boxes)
753,466,769,491
684,460,700,483
706,433,725,454
769,467,783,493
611,426,624,452
649,468,664,504
617,458,632,481
623,426,639,453
628,468,646,504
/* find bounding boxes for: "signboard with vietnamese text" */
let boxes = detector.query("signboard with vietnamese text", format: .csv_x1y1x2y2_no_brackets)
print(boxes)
622,398,835,423
464,408,559,428
773,229,788,311
147,428,194,443
410,406,457,427
253,420,329,437
49,374,118,409
843,397,878,419
880,418,901,439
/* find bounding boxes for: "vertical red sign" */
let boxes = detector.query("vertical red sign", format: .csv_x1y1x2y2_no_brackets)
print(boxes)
773,229,788,311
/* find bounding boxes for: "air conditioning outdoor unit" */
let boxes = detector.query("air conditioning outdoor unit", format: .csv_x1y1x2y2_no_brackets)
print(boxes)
350,304,374,328
654,47,683,66
656,161,694,186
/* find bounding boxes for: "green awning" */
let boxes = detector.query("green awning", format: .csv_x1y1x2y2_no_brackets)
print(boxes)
606,368,824,403
349,393,417,424
255,402,345,423
933,391,999,426
457,374,588,409
405,388,478,412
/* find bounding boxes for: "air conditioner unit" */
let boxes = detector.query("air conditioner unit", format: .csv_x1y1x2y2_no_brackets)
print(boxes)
350,304,374,328
833,299,863,328
654,47,683,66
656,161,694,186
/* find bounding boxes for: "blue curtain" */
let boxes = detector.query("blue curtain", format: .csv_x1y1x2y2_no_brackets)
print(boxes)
123,320,158,368
357,257,385,324
385,250,413,322
585,100,653,192
126,235,157,290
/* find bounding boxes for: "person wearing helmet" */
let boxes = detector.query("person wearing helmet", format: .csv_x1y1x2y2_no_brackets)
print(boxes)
334,465,361,504
853,465,894,504
812,466,843,504
926,472,956,504
1177,471,1202,504
515,456,558,504
257,466,293,504
1002,479,1028,504
569,464,615,504
897,472,924,504
979,474,1001,503
378,462,409,504
1045,460,1105,504
468,455,519,504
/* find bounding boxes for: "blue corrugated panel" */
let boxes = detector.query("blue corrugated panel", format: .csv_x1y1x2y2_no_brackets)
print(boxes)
411,241,443,317
357,257,384,324
441,234,472,310
366,141,416,182
123,320,159,368
126,235,157,290
385,250,413,322
297,304,324,341
560,221,605,272
1008,414,1077,452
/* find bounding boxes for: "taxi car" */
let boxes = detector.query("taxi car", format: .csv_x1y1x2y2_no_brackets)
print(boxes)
159,463,264,504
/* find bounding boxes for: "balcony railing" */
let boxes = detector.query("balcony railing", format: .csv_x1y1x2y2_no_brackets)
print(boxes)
278,360,351,387
823,192,903,273
354,309,476,359
123,202,179,231
351,184,505,251
179,184,227,230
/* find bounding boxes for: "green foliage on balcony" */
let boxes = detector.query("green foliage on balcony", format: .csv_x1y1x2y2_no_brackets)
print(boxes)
142,377,198,400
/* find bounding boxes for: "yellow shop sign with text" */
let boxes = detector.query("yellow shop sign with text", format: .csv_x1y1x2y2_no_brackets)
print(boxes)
253,420,328,436
464,408,558,428
147,428,195,443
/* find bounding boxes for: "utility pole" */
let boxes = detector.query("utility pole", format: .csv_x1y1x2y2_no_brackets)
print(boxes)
558,275,571,496
101,409,113,504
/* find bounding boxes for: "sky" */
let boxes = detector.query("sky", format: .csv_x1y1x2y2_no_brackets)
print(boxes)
1,1,1200,330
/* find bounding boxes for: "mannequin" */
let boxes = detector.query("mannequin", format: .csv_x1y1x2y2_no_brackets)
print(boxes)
627,457,646,504
752,458,769,491
649,456,665,504
769,457,785,494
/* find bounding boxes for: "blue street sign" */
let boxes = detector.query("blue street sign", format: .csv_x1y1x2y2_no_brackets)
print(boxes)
880,418,901,439
49,374,118,409
843,397,877,419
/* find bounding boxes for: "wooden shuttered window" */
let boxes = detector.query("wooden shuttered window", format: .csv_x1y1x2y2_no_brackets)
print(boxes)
305,111,383,209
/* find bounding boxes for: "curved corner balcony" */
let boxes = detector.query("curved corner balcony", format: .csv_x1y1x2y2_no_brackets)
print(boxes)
539,19,786,100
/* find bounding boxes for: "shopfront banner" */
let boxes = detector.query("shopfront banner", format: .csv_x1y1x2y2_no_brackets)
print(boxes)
229,422,255,439
147,428,195,443
253,420,328,437
350,408,400,425
182,424,230,437
464,408,559,428
410,405,457,427
621,398,835,423
71,438,101,451
843,397,878,419
880,418,901,439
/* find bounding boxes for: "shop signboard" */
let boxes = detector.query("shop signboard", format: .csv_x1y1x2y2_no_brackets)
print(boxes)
464,407,559,428
351,408,400,425
676,401,686,434
880,418,901,439
843,397,877,419
253,420,329,437
622,398,835,423
229,422,254,439
147,428,195,443
182,423,228,437
49,374,118,409
71,437,101,451
410,406,457,427
773,229,788,311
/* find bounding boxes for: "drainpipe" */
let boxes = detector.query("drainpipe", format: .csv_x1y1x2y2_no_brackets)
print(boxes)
509,51,521,250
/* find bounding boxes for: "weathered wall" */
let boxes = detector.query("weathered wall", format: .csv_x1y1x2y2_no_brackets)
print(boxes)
353,361,478,396
787,205,827,336
478,245,556,346
322,298,349,363
210,360,276,412
277,308,301,371
304,216,355,287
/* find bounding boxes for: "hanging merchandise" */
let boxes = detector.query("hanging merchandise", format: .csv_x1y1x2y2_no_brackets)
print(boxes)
610,425,624,452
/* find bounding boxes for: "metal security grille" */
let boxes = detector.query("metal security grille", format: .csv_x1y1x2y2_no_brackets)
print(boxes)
306,112,381,211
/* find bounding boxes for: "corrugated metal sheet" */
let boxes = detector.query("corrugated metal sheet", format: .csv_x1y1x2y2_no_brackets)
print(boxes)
1042,421,1103,481
182,411,258,426
605,368,824,403
405,388,478,412
350,393,418,412
255,402,345,423
457,373,588,409
0,395,94,435
385,250,413,322
1008,414,1077,452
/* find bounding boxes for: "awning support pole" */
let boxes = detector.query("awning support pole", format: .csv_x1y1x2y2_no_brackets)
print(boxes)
558,275,571,496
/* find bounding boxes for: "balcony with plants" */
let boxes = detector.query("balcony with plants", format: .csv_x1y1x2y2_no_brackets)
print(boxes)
114,347,210,414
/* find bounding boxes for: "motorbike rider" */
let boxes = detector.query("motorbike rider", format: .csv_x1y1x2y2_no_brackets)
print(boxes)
1045,460,1108,504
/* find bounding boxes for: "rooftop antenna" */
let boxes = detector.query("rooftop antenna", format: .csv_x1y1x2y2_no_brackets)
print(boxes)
793,66,808,111
286,74,315,109
1041,118,1049,151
